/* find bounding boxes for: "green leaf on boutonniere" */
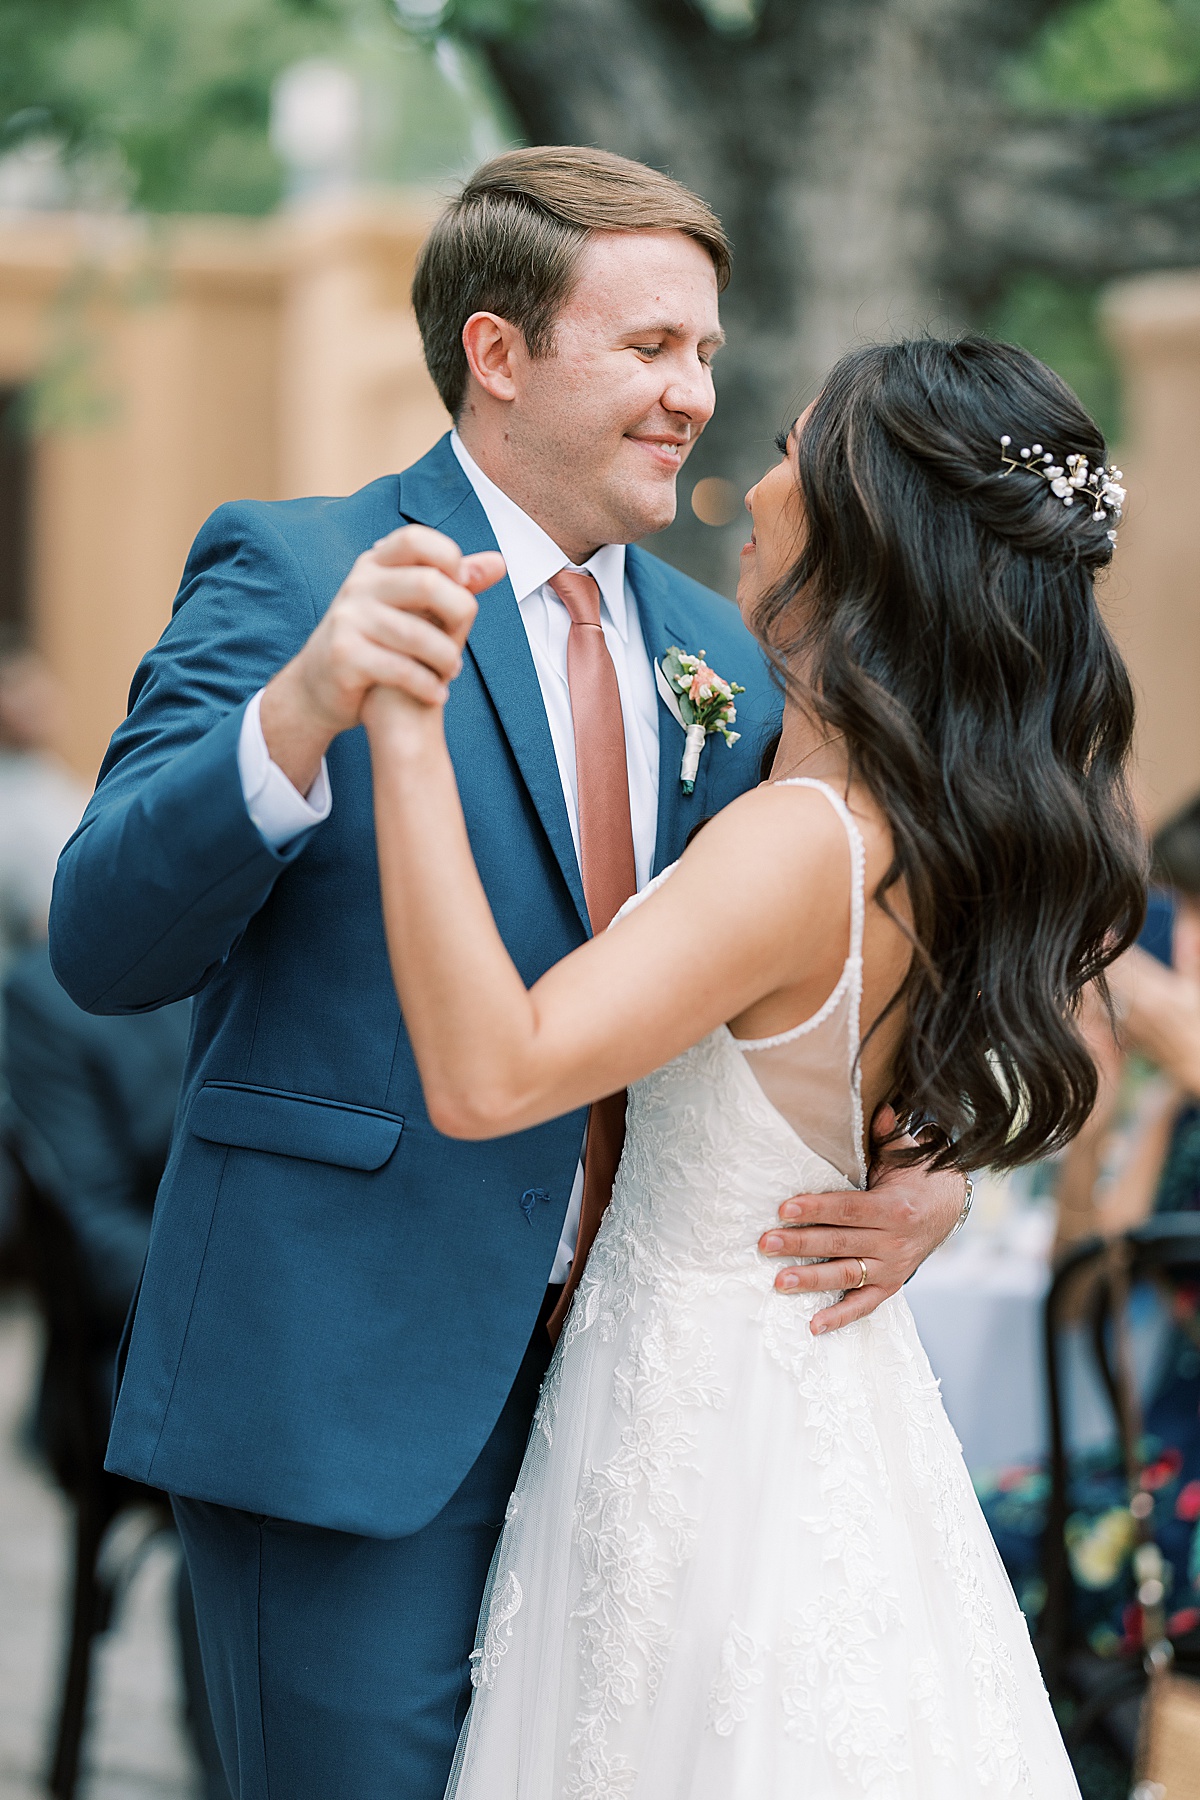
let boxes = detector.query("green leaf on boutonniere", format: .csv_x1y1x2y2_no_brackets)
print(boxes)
662,645,699,726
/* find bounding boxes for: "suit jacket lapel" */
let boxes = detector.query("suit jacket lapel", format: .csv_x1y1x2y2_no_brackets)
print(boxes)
398,439,590,934
626,545,715,875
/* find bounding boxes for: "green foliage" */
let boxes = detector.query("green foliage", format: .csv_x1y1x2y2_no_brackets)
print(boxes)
0,0,511,213
993,0,1200,443
1010,0,1200,114
442,0,542,38
442,0,759,40
0,0,348,212
985,275,1122,443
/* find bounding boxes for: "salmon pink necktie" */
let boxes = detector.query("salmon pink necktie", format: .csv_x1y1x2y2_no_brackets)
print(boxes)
545,569,637,1342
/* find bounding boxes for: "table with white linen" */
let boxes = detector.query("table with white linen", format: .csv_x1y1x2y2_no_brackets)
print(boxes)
906,1176,1168,1478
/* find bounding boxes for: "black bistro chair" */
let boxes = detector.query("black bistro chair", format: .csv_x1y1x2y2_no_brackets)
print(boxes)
1037,1212,1200,1759
4,1130,171,1799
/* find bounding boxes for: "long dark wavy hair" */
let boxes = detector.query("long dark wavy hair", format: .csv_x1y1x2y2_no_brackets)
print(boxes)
757,335,1146,1172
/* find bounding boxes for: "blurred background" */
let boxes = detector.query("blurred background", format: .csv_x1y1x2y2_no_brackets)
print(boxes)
5,2,1200,1796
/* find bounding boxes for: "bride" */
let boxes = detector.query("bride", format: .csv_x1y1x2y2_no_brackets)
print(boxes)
364,335,1143,1797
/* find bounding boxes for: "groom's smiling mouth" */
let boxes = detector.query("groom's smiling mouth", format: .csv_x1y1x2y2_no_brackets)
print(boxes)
626,432,690,471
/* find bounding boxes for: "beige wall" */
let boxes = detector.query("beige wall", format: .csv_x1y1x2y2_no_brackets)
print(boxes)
0,199,448,782
1105,273,1200,827
278,205,449,500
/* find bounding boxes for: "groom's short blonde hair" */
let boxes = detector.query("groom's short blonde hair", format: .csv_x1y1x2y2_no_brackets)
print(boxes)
412,146,731,418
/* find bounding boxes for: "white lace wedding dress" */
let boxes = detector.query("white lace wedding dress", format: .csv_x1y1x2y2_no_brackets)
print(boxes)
445,780,1080,1799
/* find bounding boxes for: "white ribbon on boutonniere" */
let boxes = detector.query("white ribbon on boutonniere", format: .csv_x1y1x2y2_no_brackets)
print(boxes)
655,647,744,795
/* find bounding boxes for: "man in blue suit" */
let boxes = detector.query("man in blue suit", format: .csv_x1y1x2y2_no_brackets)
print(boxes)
50,148,965,1798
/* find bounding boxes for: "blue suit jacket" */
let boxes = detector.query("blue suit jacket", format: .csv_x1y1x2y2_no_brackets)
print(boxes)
49,435,782,1536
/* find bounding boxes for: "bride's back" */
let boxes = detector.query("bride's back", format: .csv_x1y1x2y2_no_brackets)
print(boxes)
724,776,911,1186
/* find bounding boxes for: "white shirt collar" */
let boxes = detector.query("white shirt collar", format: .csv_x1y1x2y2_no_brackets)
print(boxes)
450,429,629,640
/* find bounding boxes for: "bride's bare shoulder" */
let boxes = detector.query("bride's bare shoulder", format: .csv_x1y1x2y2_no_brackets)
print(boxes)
670,778,904,1010
684,777,893,892
658,783,862,958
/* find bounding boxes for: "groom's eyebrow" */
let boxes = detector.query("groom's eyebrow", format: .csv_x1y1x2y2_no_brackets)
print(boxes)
625,320,727,349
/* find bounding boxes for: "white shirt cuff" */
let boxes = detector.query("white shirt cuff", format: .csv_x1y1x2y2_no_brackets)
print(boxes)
237,688,332,850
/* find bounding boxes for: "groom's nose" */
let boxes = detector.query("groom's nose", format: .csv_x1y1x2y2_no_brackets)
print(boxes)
660,354,716,431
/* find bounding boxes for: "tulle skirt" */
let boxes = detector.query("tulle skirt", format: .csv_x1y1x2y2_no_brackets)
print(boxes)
444,1265,1080,1799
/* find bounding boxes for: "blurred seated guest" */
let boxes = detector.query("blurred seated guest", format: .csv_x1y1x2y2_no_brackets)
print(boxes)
4,943,191,1333
1111,789,1200,1101
3,946,229,1800
0,643,87,1255
1056,791,1200,1256
980,792,1200,1657
0,645,87,986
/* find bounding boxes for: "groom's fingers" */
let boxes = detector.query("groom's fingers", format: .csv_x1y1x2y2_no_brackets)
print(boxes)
369,531,505,603
758,1180,916,1335
762,1234,888,1285
757,1234,898,1335
372,523,469,574
355,563,478,646
358,600,464,683
363,528,490,647
761,1224,867,1262
775,1190,884,1229
352,643,453,708
755,1238,894,1335
461,550,507,592
760,1188,887,1263
811,1283,890,1335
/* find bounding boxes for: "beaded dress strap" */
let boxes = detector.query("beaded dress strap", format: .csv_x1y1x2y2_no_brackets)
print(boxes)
734,779,866,1050
734,777,868,1186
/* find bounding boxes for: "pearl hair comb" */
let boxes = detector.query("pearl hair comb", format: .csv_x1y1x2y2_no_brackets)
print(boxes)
999,436,1125,544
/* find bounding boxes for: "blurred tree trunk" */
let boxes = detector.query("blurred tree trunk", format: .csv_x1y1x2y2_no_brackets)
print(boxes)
464,0,1200,586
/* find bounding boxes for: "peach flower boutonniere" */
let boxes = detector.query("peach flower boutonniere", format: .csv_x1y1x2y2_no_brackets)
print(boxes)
656,647,744,795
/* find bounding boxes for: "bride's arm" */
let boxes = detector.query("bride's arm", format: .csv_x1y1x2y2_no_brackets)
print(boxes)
365,687,849,1141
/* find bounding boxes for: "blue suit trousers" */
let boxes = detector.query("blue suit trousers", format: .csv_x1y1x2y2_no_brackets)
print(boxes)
173,1304,554,1800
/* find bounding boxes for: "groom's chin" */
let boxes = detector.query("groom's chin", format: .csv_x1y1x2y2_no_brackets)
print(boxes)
616,483,679,543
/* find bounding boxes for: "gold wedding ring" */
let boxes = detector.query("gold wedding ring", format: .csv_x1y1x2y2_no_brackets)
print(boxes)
853,1257,868,1290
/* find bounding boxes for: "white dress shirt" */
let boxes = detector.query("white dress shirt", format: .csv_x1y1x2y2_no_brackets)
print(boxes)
238,431,661,1280
238,687,332,845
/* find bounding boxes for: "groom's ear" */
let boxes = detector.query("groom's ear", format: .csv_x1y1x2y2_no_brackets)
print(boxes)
461,312,525,405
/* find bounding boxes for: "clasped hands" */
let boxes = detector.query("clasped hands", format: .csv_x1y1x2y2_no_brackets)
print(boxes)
262,523,965,1332
260,524,502,798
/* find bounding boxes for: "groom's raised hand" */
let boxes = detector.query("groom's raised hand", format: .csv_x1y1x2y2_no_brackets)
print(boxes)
757,1104,967,1334
260,524,505,796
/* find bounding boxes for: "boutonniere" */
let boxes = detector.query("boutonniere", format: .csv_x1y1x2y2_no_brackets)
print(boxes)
655,647,744,795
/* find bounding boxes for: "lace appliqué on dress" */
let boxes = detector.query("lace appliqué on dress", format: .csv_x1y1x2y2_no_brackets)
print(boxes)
565,1261,727,1797
882,1311,1034,1792
707,1621,767,1737
470,1569,523,1692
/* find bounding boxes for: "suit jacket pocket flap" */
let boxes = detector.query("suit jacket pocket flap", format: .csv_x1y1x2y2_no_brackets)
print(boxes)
189,1083,403,1171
